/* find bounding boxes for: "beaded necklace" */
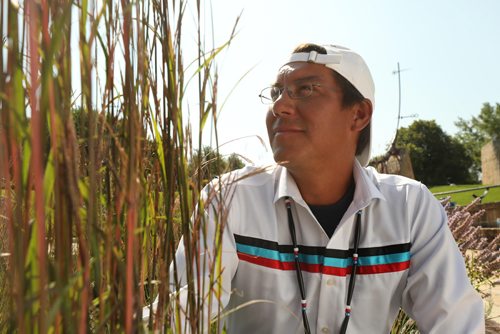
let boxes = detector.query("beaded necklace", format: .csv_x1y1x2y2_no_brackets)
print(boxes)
284,197,362,334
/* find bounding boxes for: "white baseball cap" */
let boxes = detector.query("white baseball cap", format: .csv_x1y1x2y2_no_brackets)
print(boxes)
284,44,375,166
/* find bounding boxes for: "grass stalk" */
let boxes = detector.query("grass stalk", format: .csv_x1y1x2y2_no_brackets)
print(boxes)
27,0,49,331
0,1,241,332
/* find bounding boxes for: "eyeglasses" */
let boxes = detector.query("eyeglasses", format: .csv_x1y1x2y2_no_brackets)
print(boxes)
258,82,323,104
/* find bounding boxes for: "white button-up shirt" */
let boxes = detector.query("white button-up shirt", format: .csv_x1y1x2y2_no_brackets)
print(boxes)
147,161,484,333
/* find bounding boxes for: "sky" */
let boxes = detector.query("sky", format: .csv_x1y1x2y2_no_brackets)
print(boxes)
185,0,500,165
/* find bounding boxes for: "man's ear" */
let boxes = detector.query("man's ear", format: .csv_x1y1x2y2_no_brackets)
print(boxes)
351,99,373,132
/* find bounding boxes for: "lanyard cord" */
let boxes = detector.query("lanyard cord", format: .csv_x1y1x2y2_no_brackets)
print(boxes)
285,197,311,334
284,197,362,334
339,210,362,334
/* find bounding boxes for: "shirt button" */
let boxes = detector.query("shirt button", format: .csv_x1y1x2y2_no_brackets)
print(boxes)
321,327,330,333
326,278,334,286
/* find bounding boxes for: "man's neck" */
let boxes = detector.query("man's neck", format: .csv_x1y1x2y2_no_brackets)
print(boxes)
287,160,355,205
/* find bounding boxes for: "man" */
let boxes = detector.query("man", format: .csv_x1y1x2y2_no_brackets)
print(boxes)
148,43,485,333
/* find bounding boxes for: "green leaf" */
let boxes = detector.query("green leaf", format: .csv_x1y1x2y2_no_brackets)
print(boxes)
200,103,212,131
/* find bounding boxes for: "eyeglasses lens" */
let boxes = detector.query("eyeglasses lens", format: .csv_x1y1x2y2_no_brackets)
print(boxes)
259,83,316,104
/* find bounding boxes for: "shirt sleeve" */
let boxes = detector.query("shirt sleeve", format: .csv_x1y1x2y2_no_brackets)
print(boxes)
401,183,485,334
143,180,239,333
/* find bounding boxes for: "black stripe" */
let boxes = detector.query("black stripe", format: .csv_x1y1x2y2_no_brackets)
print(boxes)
353,242,411,257
234,234,411,258
234,234,325,255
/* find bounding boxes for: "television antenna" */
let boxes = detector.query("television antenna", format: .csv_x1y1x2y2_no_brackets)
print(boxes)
392,62,417,141
374,63,419,175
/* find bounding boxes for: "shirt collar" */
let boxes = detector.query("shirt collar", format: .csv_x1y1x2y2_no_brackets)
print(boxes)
273,165,305,205
273,160,385,209
351,159,385,210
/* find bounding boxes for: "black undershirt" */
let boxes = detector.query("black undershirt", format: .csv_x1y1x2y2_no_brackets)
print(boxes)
307,180,355,238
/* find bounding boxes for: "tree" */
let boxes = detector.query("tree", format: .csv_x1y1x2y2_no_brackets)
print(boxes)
227,153,246,171
395,120,474,186
455,102,500,179
189,146,245,183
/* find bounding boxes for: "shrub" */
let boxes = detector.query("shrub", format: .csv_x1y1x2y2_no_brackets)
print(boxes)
391,198,499,333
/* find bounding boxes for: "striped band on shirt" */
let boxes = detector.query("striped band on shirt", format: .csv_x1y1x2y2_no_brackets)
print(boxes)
234,234,411,276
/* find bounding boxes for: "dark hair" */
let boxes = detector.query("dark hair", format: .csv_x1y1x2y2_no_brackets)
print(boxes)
292,43,370,156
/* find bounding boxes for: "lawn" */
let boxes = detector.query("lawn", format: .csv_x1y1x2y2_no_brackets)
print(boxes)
429,184,500,206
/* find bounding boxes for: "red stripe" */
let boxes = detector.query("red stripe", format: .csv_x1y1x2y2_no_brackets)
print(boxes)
323,262,410,276
299,262,323,273
356,261,410,275
237,252,410,276
237,252,295,270
322,266,349,276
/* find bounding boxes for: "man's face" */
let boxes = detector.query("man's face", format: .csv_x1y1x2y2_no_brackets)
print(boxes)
265,62,359,171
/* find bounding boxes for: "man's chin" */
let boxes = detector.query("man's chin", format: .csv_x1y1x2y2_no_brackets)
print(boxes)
272,152,294,168
271,146,304,168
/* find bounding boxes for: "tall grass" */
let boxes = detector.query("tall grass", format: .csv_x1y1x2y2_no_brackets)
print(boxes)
0,0,239,332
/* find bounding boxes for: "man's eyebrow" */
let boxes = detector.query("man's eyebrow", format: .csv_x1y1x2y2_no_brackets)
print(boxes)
272,75,323,86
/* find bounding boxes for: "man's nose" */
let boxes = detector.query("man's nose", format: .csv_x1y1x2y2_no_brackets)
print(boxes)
272,87,296,117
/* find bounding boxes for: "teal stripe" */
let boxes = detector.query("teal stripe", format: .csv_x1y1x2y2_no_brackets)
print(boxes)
236,243,410,268
323,252,411,267
236,243,325,263
359,252,411,266
323,257,351,268
298,253,323,264
236,243,282,260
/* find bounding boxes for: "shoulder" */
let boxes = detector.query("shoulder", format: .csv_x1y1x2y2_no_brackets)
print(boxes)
364,166,420,187
364,166,427,193
228,165,277,185
363,167,447,227
216,164,277,188
362,166,439,208
204,164,278,198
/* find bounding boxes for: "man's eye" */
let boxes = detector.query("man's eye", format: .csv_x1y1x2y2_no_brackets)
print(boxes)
296,84,312,97
270,87,282,101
